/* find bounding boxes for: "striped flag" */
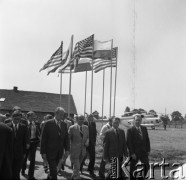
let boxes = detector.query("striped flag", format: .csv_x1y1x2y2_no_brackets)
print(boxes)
57,35,74,74
73,35,94,72
94,47,118,73
59,65,75,74
39,42,63,72
47,50,69,75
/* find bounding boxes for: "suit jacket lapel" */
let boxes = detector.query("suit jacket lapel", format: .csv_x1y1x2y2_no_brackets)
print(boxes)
53,119,61,137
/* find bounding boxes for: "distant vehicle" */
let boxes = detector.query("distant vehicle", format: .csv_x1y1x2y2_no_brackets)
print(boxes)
120,112,163,130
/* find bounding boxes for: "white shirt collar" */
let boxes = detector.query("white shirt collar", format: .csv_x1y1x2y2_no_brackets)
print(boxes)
12,122,18,128
135,125,141,130
54,117,58,124
77,124,83,130
106,122,111,128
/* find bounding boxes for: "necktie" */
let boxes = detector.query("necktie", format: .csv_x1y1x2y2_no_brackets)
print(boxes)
14,125,17,136
57,121,61,136
57,121,61,129
116,129,119,139
137,127,142,136
80,126,83,138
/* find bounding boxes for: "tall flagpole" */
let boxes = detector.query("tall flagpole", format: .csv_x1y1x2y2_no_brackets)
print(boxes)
60,73,62,106
109,39,113,117
132,0,136,109
60,41,63,107
90,35,94,114
113,47,118,116
68,35,74,118
84,71,87,115
101,69,105,126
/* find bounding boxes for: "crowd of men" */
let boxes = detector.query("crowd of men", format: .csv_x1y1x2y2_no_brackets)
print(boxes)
0,106,151,180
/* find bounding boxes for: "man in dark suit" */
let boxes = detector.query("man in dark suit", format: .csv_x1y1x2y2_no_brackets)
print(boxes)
7,110,29,180
0,122,13,179
82,114,97,177
40,107,70,180
21,111,41,180
98,116,114,179
104,117,128,179
126,114,151,180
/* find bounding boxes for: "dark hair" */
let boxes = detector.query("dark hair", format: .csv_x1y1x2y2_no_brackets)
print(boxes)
108,116,114,122
77,115,85,121
12,110,22,118
134,114,142,120
45,114,53,120
27,111,35,118
12,106,21,111
114,117,120,122
55,107,65,115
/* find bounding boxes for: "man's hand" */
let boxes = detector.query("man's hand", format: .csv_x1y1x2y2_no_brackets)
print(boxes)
131,154,136,160
85,139,89,147
64,151,69,159
42,154,47,161
103,158,110,164
26,144,30,149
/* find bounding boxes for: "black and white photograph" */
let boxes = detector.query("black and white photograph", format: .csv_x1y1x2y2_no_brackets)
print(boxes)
0,0,186,179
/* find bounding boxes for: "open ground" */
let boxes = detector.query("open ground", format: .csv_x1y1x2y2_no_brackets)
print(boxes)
20,121,186,179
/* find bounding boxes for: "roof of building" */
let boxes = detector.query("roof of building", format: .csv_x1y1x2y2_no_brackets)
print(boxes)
0,87,77,114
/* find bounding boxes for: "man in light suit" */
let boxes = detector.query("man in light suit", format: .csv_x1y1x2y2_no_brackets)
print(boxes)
40,107,70,180
99,117,114,178
126,114,150,180
104,117,128,179
69,115,89,180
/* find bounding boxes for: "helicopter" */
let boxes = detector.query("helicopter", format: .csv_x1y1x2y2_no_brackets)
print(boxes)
119,111,163,130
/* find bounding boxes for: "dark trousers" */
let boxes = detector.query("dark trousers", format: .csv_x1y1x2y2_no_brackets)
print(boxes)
12,157,23,180
22,141,38,178
80,143,96,173
22,149,29,171
99,158,106,176
130,155,149,180
87,143,95,172
47,155,60,180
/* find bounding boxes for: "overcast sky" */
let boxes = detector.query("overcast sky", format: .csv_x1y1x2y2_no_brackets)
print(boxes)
1,0,186,117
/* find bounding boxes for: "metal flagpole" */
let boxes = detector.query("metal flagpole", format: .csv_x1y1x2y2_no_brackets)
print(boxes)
132,0,136,109
84,71,87,115
68,35,74,118
60,73,62,106
60,41,63,107
109,39,113,117
90,35,95,114
113,47,118,116
102,69,105,126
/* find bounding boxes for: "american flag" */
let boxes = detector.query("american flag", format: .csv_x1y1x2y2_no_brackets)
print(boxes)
47,50,69,75
93,47,118,73
73,35,94,65
39,42,63,72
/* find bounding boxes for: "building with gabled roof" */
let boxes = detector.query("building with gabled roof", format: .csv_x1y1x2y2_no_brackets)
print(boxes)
0,86,77,122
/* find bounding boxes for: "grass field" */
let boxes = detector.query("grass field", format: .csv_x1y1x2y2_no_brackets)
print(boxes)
92,121,186,178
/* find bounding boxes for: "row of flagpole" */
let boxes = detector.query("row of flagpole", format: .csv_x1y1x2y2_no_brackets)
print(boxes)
40,34,118,119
